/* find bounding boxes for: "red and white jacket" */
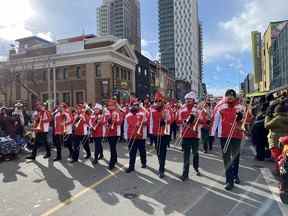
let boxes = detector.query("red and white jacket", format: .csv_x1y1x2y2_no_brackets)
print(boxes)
73,112,90,136
177,105,201,139
54,111,71,135
149,106,172,136
34,110,52,133
89,113,106,138
105,110,122,137
124,111,147,140
211,102,244,139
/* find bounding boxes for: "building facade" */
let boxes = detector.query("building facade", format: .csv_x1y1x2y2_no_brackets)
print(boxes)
159,0,201,98
97,0,141,51
251,31,262,90
3,35,137,108
272,22,288,89
158,0,175,75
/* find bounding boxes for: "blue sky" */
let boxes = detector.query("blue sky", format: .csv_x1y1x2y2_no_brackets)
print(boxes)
0,0,287,95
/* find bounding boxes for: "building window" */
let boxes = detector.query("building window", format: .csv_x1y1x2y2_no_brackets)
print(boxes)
121,68,125,80
42,71,47,81
95,64,101,77
63,68,68,80
116,67,120,79
127,71,131,81
62,92,71,106
76,66,81,79
101,80,109,98
76,92,84,104
56,69,62,80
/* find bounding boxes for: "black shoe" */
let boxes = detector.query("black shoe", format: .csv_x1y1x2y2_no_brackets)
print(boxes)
159,172,164,179
108,165,115,170
179,175,188,182
225,183,234,191
234,177,240,184
43,154,51,159
70,160,77,163
93,159,98,164
195,170,201,176
125,168,134,173
84,155,91,160
53,158,61,162
26,156,35,160
98,154,104,160
141,164,147,168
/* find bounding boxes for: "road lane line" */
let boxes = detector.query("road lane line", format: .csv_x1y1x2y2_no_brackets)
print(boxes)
40,149,156,216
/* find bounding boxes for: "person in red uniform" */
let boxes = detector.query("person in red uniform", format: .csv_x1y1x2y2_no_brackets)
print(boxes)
62,104,74,159
177,91,202,181
26,102,52,160
71,104,91,163
211,89,244,190
149,91,171,178
52,103,70,161
105,99,122,170
124,99,147,173
89,103,106,164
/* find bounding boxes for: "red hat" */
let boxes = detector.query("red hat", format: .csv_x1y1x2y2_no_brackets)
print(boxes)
155,91,164,101
279,136,288,145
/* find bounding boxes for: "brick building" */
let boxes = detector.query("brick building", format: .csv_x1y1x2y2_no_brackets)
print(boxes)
3,35,137,109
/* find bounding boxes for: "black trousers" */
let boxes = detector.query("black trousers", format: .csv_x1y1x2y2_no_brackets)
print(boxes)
64,134,74,157
72,135,91,161
201,128,210,152
31,132,50,158
209,136,214,150
171,122,178,140
54,134,63,159
93,137,102,160
220,138,241,184
182,138,199,177
154,135,169,173
108,136,119,167
128,139,147,169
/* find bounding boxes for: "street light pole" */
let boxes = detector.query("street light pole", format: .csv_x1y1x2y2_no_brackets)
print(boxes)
47,58,51,110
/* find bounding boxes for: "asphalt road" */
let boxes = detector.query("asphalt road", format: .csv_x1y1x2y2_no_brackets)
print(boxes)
1,139,288,216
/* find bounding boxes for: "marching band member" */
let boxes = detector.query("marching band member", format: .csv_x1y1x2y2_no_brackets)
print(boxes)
26,102,52,160
71,104,91,163
177,92,202,181
211,89,244,190
199,100,212,153
62,105,74,159
105,99,122,170
149,91,171,178
89,103,106,164
124,99,147,173
52,103,71,161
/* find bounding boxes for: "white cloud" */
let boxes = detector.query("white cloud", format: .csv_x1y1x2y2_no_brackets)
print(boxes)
206,0,288,62
0,0,35,41
0,56,7,62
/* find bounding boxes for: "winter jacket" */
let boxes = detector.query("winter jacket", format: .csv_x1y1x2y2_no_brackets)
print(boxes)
265,112,288,149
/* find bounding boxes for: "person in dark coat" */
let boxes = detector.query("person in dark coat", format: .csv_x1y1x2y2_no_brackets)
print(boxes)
251,105,269,161
0,107,17,139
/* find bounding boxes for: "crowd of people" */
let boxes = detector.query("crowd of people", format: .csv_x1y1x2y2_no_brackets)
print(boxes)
1,89,288,201
250,90,288,202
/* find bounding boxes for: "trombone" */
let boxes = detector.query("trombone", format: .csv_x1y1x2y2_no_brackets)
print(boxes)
240,97,254,131
223,116,238,154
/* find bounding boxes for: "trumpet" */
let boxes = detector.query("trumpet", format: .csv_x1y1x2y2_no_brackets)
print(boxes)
91,114,103,131
193,100,208,131
74,115,83,128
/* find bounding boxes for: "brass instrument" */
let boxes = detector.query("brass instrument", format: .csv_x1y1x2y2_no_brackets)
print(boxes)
193,100,208,131
110,112,117,130
34,115,42,131
74,115,83,128
241,97,254,131
136,115,145,135
162,110,170,135
91,114,103,131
